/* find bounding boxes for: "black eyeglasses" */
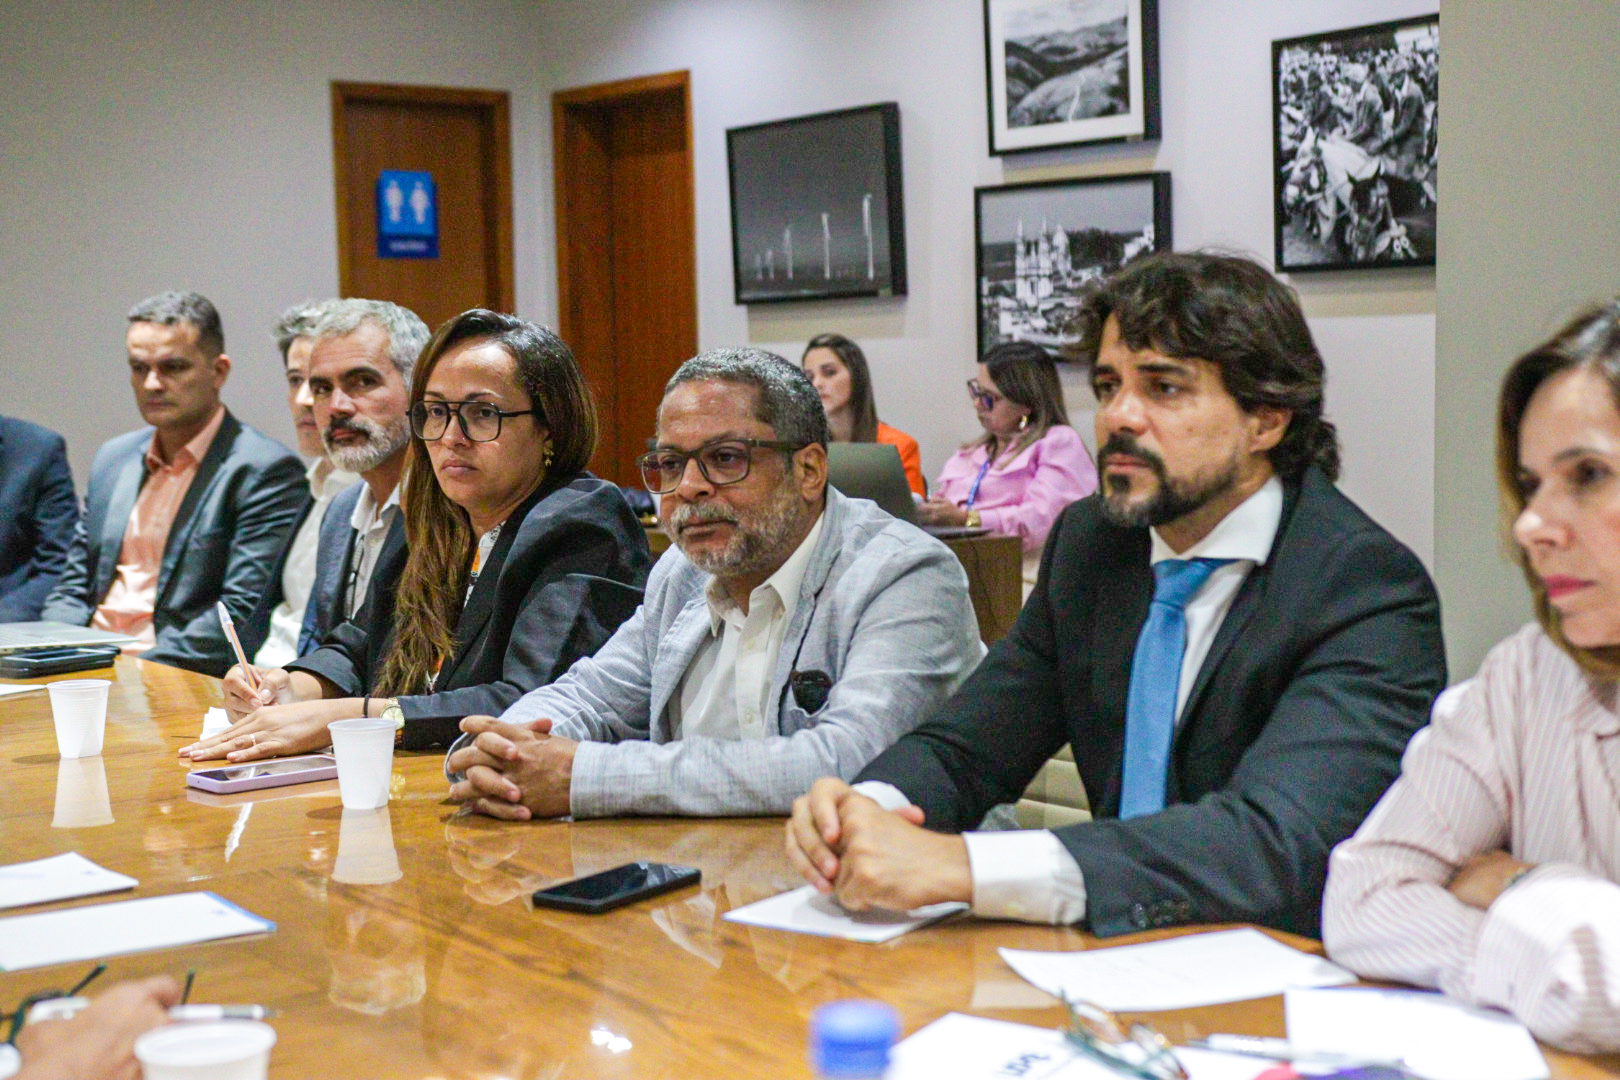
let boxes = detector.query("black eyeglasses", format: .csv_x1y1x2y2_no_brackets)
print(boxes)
636,438,807,494
410,400,540,443
966,378,1003,412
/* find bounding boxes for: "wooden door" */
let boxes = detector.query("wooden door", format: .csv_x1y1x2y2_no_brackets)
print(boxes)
331,81,514,331
554,71,696,488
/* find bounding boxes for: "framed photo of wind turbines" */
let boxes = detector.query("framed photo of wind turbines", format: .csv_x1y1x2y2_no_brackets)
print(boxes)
726,102,907,304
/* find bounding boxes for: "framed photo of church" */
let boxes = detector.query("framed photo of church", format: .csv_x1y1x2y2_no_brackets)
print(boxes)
984,0,1161,155
974,172,1171,356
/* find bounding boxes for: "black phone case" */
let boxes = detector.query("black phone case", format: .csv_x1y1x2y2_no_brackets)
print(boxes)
0,647,121,678
531,863,701,914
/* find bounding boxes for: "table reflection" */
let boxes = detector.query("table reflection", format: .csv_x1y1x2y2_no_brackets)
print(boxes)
51,755,112,828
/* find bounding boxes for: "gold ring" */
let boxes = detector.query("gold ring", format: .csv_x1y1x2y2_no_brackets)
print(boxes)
249,732,258,747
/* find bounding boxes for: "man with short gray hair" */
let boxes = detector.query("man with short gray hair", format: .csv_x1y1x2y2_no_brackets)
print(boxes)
445,348,985,819
42,290,305,675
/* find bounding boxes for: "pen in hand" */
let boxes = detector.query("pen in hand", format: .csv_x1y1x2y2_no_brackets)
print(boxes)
216,601,262,695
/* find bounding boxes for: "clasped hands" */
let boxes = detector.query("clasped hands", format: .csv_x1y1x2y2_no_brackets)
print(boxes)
445,715,578,821
785,777,973,913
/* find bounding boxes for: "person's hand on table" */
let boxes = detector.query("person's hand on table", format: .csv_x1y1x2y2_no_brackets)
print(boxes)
446,715,577,821
180,698,358,762
1448,849,1535,910
785,777,967,912
221,665,293,720
14,976,180,1080
915,499,969,527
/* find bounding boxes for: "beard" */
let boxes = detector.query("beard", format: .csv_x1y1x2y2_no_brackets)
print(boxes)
323,413,411,474
1097,433,1242,529
670,480,805,579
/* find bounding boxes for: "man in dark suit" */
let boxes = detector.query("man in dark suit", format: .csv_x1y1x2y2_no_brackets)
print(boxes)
41,291,305,676
786,252,1446,938
0,416,79,621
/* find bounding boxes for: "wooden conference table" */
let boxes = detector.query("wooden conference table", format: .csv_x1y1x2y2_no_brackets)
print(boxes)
3,659,1616,1080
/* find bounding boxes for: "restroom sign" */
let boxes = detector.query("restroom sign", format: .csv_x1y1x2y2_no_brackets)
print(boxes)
376,170,438,258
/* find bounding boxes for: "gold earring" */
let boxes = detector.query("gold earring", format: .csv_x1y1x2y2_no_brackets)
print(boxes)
1018,414,1029,432
543,442,555,468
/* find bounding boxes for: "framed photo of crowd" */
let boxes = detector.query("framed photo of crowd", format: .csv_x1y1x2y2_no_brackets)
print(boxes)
1272,14,1438,273
975,171,1171,356
983,0,1161,155
726,103,907,304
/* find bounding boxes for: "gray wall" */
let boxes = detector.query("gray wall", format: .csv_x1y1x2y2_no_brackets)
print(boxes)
1435,1,1620,676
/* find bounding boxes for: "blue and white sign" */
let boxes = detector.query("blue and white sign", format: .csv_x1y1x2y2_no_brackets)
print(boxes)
376,170,438,259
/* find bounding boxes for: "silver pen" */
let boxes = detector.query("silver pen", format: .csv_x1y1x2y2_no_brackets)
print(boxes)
1189,1034,1407,1070
168,1004,275,1021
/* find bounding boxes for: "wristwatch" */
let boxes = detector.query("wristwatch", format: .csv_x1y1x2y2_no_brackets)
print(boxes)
380,700,405,747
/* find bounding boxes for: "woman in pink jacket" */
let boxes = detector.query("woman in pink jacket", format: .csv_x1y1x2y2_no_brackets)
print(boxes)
918,341,1096,589
1322,301,1620,1053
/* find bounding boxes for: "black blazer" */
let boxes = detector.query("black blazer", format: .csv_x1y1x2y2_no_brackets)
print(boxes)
288,473,652,750
857,467,1446,938
40,411,306,676
297,480,402,658
0,416,79,622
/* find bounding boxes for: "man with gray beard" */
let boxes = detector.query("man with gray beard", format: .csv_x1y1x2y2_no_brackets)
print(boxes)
279,299,425,659
444,348,984,819
786,252,1446,939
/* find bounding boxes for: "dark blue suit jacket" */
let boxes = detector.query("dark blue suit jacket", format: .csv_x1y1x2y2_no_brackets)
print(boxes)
296,479,403,657
41,410,306,676
0,416,80,622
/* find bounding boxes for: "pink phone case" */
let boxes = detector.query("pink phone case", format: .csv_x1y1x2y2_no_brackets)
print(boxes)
184,754,339,793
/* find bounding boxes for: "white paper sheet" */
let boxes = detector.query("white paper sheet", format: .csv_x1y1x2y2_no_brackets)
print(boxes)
0,683,45,699
200,706,231,739
1286,987,1548,1080
0,852,136,910
1000,928,1356,1012
722,884,966,943
889,1013,1268,1080
0,890,274,971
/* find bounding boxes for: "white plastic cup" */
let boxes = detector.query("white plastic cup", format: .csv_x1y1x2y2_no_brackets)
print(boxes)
332,806,402,884
328,718,396,810
46,679,111,758
134,1019,276,1080
52,755,113,828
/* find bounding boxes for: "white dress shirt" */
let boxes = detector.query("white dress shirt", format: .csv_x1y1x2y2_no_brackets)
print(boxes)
345,479,402,619
859,476,1284,924
254,459,360,667
669,512,825,741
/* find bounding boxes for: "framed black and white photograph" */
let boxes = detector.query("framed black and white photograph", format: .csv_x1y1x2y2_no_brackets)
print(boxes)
975,172,1171,355
726,103,906,304
983,0,1160,156
1273,14,1438,273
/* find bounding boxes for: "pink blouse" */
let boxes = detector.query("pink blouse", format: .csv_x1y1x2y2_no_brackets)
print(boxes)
1322,624,1620,1052
933,424,1097,556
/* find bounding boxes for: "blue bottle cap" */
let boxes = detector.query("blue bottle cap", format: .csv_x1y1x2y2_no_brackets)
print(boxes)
810,1000,900,1077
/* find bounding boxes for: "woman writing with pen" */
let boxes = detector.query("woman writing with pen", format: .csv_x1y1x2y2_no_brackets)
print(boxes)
916,341,1096,591
181,310,650,763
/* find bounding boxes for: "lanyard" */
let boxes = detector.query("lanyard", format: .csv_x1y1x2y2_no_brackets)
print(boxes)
964,453,994,511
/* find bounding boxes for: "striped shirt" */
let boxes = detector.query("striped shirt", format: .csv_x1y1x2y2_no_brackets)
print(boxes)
1322,623,1620,1052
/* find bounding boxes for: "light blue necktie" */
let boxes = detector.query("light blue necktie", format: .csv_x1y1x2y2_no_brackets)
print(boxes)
1119,557,1231,819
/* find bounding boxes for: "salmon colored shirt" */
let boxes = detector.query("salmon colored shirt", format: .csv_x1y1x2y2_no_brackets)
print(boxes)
92,406,226,653
875,421,926,497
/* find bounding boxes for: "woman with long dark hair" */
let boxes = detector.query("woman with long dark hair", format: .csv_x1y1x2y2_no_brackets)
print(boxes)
917,341,1096,586
186,310,650,760
801,333,926,495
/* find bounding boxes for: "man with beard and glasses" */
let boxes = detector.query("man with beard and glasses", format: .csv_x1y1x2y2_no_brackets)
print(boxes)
41,291,304,675
443,348,984,819
785,252,1446,937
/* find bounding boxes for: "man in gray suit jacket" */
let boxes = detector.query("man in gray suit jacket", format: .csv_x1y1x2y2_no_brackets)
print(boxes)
42,291,305,676
446,348,984,818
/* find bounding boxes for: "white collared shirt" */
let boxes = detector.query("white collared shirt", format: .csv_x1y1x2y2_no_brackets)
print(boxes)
860,477,1285,925
669,512,826,742
345,479,402,618
253,459,361,667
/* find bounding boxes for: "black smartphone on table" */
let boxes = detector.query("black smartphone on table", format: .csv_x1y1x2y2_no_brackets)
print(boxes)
532,861,701,913
0,646,121,678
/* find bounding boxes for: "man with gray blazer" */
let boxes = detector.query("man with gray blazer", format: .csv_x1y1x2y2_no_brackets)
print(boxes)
447,349,984,818
41,291,305,676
